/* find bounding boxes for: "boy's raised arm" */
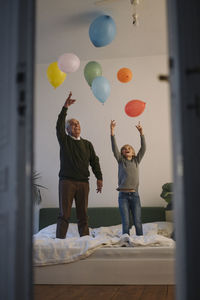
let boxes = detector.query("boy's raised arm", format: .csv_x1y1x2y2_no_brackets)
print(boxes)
136,121,146,163
110,120,121,161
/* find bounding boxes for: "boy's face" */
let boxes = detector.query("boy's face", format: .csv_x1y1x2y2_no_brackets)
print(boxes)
121,145,135,160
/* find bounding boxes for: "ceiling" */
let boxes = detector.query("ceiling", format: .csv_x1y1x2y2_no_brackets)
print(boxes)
35,0,168,64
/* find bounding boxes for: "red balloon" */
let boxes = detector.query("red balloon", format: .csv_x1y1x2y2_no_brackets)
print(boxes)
125,100,146,117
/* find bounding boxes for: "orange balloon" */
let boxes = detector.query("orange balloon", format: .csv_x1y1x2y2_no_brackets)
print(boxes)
125,100,146,117
117,68,133,83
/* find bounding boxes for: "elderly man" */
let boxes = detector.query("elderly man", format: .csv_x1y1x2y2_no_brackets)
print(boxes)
56,92,103,238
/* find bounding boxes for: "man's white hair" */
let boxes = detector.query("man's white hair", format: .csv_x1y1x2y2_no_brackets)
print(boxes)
65,119,73,130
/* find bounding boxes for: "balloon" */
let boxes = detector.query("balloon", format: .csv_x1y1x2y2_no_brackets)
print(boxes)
89,15,116,47
117,68,133,83
84,61,102,86
91,76,111,104
46,62,66,89
125,100,146,117
57,53,80,73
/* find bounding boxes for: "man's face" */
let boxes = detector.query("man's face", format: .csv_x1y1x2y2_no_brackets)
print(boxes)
67,119,81,138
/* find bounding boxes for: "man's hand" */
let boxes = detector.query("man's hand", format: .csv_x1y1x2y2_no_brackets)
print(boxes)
96,180,103,193
136,121,143,135
64,91,76,108
110,120,116,136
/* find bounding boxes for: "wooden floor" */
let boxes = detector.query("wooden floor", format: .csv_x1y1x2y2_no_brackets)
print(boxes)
34,285,175,300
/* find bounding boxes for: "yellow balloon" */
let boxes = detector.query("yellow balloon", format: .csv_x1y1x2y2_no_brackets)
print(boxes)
46,62,66,88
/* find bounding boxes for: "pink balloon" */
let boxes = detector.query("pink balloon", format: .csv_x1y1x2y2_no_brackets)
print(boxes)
57,53,80,73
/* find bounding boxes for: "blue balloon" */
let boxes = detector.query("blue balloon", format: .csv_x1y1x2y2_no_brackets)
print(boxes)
89,15,116,47
91,76,111,104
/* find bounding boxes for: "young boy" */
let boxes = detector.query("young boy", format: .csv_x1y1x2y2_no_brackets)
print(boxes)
110,120,146,235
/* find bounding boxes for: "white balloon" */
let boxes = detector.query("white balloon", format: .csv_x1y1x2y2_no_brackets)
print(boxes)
58,53,80,73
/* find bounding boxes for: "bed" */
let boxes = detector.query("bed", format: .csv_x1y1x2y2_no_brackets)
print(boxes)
33,206,175,285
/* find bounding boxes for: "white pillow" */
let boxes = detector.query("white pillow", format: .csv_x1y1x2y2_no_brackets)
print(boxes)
36,222,171,238
92,223,158,237
142,223,158,236
155,221,173,238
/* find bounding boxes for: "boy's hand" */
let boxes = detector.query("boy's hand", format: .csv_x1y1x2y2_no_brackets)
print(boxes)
110,120,116,136
136,121,143,135
64,91,76,108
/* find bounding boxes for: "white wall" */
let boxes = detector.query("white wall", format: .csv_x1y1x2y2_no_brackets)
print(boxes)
34,55,173,208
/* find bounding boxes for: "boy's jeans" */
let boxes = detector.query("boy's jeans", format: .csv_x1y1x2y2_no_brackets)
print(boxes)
118,191,143,235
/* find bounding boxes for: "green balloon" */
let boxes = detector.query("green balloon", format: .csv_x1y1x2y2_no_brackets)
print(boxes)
84,61,102,86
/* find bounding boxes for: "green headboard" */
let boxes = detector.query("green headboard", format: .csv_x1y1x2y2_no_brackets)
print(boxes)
39,207,166,230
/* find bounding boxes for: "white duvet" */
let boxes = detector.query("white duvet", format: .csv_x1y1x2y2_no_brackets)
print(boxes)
33,222,175,266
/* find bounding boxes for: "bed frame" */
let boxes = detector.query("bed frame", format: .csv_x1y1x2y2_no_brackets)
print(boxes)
34,206,175,285
39,206,166,230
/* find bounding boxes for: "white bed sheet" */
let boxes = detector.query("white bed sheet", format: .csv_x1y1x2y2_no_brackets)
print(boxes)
33,222,175,267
